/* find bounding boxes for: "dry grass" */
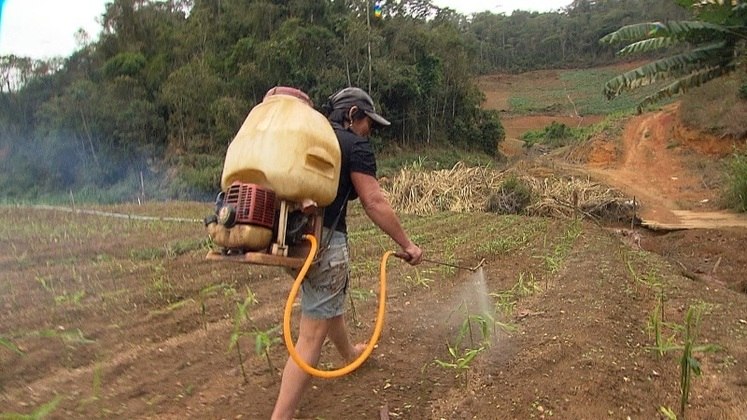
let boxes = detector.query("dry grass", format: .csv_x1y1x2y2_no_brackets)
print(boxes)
384,162,634,222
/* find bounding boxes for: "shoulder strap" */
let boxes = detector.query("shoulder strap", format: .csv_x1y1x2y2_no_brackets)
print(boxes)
321,187,352,250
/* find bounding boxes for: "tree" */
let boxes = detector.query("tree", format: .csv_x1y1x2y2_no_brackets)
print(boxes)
601,0,747,112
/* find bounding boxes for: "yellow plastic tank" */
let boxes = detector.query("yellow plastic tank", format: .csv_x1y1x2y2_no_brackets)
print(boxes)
221,88,341,206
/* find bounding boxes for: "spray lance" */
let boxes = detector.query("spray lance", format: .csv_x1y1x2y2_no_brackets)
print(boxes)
394,252,486,272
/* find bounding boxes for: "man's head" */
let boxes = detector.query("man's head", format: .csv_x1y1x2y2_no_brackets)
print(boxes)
327,87,391,129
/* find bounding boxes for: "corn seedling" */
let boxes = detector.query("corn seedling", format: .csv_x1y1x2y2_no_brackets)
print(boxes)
492,291,517,318
147,263,175,303
621,250,641,296
435,301,494,379
450,300,494,350
348,287,374,302
477,236,518,255
641,270,664,290
253,325,281,371
347,285,375,326
646,291,679,357
30,328,95,345
198,283,238,331
35,275,55,294
92,362,103,401
228,289,258,383
494,319,518,333
513,272,540,297
403,268,434,289
660,406,678,420
539,219,582,274
433,344,485,381
464,313,493,348
0,336,24,355
491,272,540,307
678,304,720,417
54,290,86,307
81,362,103,405
0,395,62,420
649,302,720,417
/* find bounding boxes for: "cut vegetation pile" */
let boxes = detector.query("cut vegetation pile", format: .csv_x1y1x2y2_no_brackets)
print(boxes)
385,161,635,222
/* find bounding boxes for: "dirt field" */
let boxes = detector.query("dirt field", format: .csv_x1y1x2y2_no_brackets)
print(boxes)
2,72,747,419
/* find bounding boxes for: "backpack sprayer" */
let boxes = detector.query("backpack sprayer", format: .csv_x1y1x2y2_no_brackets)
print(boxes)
204,87,482,378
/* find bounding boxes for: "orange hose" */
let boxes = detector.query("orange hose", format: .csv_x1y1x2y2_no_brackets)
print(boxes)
282,234,393,378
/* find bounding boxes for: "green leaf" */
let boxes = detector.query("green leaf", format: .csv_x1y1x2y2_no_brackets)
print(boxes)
603,41,731,100
636,64,736,112
692,343,721,353
0,336,24,356
600,22,669,43
687,356,702,376
0,396,63,420
601,20,731,44
617,37,680,55
31,396,63,419
433,359,458,369
228,331,240,351
659,405,678,420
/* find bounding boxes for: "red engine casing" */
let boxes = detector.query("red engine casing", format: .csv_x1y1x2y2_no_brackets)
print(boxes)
223,182,276,228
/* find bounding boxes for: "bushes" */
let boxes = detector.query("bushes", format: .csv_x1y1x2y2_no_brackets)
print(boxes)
522,121,575,149
724,151,747,213
448,109,505,156
486,175,532,214
168,154,223,200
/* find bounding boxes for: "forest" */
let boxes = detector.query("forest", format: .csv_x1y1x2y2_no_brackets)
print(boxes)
0,0,690,201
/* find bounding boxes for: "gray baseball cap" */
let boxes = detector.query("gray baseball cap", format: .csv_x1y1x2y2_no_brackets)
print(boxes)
328,87,391,127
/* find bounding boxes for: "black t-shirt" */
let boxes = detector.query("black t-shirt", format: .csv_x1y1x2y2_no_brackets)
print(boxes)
323,127,377,233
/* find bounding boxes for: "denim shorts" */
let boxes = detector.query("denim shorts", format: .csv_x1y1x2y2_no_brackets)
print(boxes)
301,229,350,319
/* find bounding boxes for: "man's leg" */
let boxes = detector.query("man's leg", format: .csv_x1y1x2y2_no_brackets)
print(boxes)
326,314,366,362
271,316,330,420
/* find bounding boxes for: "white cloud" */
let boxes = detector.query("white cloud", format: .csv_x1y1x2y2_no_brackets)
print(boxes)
432,0,571,15
0,0,106,59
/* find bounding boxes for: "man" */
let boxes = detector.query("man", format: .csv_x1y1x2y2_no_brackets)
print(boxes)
271,87,423,419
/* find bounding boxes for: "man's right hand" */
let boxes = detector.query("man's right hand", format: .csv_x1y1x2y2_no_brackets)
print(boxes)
400,242,422,266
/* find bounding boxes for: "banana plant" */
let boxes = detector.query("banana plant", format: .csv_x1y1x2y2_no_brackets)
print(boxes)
600,0,747,112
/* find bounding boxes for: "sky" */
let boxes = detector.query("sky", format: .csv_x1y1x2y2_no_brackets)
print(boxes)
0,0,572,60
432,0,571,16
0,0,105,59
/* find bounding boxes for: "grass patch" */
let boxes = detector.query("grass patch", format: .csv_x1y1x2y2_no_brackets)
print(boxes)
539,219,582,274
130,237,210,260
560,68,671,115
0,336,24,356
0,396,63,420
521,112,630,149
507,65,670,116
680,72,747,139
723,151,747,212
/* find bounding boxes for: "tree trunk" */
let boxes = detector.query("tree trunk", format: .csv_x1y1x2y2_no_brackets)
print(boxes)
366,0,373,93
79,109,99,168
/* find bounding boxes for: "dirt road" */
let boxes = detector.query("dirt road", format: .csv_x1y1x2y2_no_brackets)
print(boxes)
502,103,747,230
